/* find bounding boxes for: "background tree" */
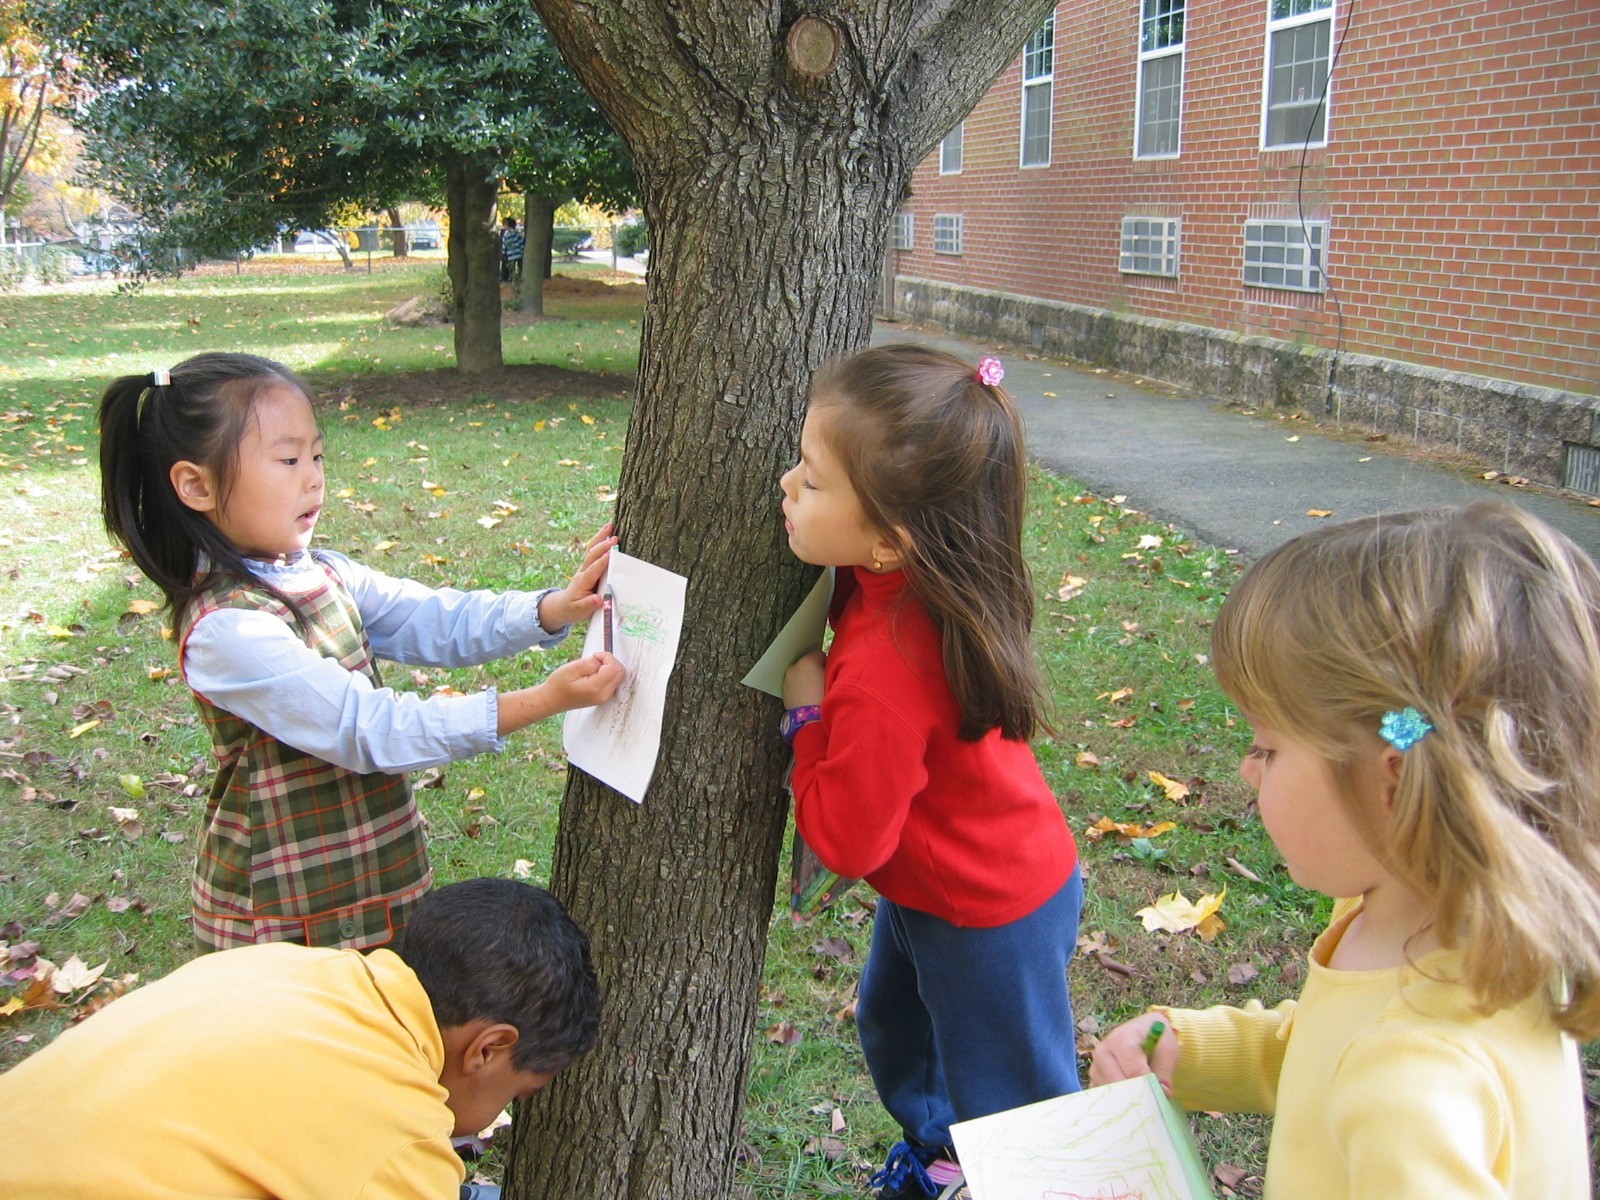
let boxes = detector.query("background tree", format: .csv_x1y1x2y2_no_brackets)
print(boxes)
507,2,1056,1199
39,0,631,371
0,0,63,244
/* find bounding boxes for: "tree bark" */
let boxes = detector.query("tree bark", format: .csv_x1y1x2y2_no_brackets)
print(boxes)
386,206,408,258
508,2,1060,1198
517,193,560,316
445,153,505,374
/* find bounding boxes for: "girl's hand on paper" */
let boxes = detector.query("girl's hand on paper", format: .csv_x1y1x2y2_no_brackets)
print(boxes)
1089,1011,1181,1098
543,651,626,714
539,523,617,632
783,650,827,708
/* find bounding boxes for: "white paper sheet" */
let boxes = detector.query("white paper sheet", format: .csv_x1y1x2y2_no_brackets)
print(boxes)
562,550,687,804
740,567,834,698
950,1075,1215,1200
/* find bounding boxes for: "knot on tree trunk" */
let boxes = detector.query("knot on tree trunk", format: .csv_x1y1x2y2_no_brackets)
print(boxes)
786,16,841,79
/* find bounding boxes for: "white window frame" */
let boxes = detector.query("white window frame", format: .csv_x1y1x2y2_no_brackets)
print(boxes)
1135,0,1185,159
1119,217,1181,277
892,211,914,251
1020,16,1054,169
1260,0,1335,150
933,214,964,256
940,123,964,174
1242,218,1327,292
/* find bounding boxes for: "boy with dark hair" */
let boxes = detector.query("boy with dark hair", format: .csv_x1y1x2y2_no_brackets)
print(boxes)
0,879,599,1200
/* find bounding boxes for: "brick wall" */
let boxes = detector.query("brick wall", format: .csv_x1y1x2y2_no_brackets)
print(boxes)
894,0,1600,397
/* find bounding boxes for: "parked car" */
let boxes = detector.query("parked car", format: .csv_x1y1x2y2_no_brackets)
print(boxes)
293,230,351,253
409,221,443,250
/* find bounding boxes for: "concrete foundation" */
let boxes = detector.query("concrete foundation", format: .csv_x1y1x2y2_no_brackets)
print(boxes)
892,276,1600,491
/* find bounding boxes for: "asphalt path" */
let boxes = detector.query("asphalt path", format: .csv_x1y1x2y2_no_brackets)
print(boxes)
876,323,1599,562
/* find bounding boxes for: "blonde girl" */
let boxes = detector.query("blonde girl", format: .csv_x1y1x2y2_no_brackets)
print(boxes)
1092,502,1599,1198
99,353,623,952
781,344,1081,1200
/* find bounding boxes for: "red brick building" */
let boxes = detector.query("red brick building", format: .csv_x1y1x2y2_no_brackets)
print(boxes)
889,0,1600,489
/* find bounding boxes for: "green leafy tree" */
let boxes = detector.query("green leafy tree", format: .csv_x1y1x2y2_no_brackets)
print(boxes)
39,0,632,372
1,0,64,244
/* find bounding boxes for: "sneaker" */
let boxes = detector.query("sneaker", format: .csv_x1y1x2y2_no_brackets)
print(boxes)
870,1141,964,1200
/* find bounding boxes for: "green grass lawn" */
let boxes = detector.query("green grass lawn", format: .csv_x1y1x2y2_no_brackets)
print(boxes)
0,261,1590,1196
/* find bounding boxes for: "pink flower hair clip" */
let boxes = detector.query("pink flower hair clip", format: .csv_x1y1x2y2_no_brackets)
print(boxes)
975,356,1005,387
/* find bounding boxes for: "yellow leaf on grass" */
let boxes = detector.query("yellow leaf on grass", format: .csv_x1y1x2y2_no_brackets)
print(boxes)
1084,817,1177,843
1136,887,1226,935
1056,573,1088,602
1137,534,1164,550
125,599,161,616
0,996,23,1018
534,420,547,432
372,540,398,553
476,516,502,529
336,487,356,499
1074,751,1101,769
1147,770,1191,803
1098,688,1134,705
50,954,109,995
68,719,100,739
580,414,596,426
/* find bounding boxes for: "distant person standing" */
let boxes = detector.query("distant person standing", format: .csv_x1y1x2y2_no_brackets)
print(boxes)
500,217,525,283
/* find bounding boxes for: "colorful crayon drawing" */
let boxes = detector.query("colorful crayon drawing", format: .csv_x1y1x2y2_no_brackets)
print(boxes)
563,550,687,803
950,1075,1215,1200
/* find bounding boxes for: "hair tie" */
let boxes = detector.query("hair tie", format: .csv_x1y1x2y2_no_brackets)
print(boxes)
1379,707,1432,751
975,356,1004,387
150,367,171,389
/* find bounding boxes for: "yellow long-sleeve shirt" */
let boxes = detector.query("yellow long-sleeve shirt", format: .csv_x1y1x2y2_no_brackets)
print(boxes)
1165,899,1590,1199
0,943,464,1200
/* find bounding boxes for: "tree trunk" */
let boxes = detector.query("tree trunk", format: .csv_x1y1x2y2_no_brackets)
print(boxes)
541,201,556,280
509,3,1060,1198
445,153,504,374
386,206,408,258
518,194,559,317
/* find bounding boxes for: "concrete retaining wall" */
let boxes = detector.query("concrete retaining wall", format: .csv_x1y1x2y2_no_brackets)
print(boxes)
893,276,1600,490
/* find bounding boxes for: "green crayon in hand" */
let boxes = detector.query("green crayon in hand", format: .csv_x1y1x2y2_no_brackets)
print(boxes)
1141,1019,1167,1058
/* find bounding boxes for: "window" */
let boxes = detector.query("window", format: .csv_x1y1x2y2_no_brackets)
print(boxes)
1120,217,1181,277
933,214,964,255
1021,17,1054,167
1263,0,1333,149
892,211,914,251
940,124,964,174
1243,219,1326,292
1136,0,1184,157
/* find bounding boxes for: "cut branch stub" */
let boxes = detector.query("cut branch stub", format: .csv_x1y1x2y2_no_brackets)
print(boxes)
786,16,841,79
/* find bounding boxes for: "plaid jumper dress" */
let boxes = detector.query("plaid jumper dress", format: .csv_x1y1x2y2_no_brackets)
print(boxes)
179,561,432,952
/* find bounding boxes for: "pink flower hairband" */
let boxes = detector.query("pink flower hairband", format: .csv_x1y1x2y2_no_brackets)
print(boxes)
976,356,1005,387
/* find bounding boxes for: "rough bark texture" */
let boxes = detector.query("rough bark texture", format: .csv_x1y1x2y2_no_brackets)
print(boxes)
508,3,1059,1198
518,193,560,316
445,154,505,374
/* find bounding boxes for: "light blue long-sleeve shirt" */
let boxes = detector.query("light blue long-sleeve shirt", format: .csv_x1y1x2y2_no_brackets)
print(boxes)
181,550,566,775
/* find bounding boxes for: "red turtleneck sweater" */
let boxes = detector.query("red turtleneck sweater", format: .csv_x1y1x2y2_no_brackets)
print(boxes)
790,567,1076,928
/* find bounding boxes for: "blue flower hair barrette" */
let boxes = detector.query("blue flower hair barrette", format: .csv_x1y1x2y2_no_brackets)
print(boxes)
1379,707,1433,751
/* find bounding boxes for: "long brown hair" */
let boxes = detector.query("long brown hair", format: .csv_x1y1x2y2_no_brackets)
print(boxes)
811,343,1047,741
1211,503,1600,1037
98,352,312,624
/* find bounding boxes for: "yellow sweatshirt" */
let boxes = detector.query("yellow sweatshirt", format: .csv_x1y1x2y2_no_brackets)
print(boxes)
0,943,464,1199
1165,899,1590,1199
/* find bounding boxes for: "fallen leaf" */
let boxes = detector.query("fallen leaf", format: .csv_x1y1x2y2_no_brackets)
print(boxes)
0,996,22,1018
1147,770,1190,803
1056,573,1088,602
1226,962,1259,986
1224,857,1262,883
810,936,853,961
1137,534,1164,550
831,1107,846,1133
125,599,160,616
50,954,108,994
1215,1163,1248,1188
1135,887,1226,936
117,774,145,799
1084,816,1177,843
765,1021,803,1046
67,719,101,739
1098,687,1134,705
476,516,503,529
1074,751,1101,769
1306,508,1334,518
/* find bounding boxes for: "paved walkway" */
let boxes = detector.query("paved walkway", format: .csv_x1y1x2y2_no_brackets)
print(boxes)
875,323,1599,562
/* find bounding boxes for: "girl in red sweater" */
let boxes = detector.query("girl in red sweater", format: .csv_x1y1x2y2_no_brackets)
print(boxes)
781,344,1082,1200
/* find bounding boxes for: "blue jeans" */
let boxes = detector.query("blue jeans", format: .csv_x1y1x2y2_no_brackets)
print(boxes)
857,867,1084,1149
